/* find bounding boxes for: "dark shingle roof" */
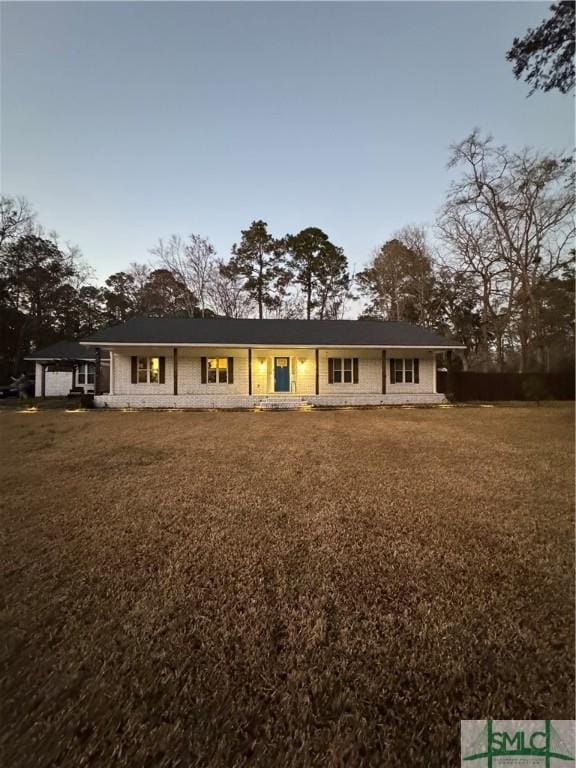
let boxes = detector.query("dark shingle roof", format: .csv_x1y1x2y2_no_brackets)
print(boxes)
25,341,110,361
81,318,463,348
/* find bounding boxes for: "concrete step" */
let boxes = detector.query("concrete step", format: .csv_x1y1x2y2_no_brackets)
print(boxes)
257,397,310,410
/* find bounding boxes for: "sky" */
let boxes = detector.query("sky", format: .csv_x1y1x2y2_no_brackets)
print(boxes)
1,1,574,285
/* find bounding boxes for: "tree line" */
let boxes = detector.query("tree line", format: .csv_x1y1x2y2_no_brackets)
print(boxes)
0,130,573,378
0,210,353,377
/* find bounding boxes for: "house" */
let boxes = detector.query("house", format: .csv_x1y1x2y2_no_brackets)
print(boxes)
80,317,464,408
25,341,110,397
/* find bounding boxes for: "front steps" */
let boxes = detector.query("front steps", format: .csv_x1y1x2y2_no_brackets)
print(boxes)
256,396,310,410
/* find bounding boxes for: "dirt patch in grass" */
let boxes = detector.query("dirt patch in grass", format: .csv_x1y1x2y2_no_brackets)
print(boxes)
0,406,574,767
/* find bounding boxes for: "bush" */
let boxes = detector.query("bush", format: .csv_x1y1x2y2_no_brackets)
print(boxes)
80,393,95,409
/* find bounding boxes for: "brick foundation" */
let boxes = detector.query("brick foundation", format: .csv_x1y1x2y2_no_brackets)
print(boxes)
94,393,446,409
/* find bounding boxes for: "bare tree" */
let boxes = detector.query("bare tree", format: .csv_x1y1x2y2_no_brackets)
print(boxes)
128,262,151,293
438,209,514,371
442,130,574,371
208,259,254,318
126,262,151,314
0,196,35,250
264,289,305,319
152,233,217,317
393,224,436,326
45,234,95,291
357,238,434,323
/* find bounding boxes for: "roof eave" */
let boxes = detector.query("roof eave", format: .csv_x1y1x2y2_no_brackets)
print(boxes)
79,340,466,350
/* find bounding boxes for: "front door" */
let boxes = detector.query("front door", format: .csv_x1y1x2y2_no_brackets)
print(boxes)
274,357,290,392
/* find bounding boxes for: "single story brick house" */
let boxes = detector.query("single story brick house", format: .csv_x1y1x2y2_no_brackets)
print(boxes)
80,317,464,408
25,341,110,397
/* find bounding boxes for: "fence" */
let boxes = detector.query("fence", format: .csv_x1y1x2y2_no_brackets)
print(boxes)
436,371,575,401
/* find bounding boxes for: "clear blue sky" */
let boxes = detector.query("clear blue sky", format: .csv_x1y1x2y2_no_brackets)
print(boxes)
1,1,573,283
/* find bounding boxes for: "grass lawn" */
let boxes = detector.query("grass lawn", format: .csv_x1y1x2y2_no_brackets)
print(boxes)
1,405,574,767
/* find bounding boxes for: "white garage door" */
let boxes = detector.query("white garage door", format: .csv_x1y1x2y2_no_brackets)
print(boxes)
45,371,73,396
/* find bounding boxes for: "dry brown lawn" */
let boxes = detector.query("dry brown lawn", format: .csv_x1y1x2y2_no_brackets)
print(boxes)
1,405,574,768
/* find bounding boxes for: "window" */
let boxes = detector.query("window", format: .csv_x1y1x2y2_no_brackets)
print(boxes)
130,356,165,384
329,358,358,384
333,358,342,383
138,357,160,384
390,358,419,384
77,363,95,385
201,357,234,385
404,358,413,383
207,358,228,384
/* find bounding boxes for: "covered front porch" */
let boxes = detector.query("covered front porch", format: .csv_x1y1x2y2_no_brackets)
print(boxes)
90,345,449,408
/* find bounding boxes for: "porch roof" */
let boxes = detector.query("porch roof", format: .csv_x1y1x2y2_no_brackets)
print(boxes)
81,318,464,349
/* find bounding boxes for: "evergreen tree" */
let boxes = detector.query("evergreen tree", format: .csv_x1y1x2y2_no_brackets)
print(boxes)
507,1,575,94
283,228,349,319
228,220,285,319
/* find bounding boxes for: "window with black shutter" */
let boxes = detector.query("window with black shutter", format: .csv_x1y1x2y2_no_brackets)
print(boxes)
389,358,420,384
328,357,359,384
132,356,164,384
204,357,233,384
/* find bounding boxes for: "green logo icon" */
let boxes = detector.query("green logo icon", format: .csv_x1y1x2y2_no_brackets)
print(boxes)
461,720,575,767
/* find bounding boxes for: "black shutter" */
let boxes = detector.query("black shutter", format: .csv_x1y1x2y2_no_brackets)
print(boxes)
228,357,234,384
201,357,207,384
328,357,334,384
131,356,138,384
159,357,165,384
389,358,395,384
414,358,419,384
353,358,359,384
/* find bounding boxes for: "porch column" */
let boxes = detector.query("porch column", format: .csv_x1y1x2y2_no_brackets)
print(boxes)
382,350,387,394
248,349,252,395
173,347,178,395
109,351,114,395
94,347,101,395
315,349,319,395
41,363,46,398
432,353,437,394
